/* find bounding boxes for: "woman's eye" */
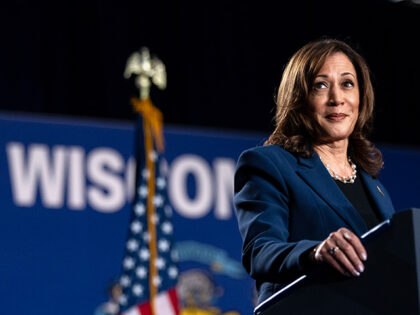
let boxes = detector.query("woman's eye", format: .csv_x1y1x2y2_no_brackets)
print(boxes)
313,82,327,89
343,80,354,88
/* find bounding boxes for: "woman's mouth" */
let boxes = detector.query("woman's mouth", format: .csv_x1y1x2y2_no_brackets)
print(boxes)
325,113,347,121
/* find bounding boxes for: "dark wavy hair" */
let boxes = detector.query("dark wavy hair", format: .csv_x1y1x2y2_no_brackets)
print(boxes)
264,39,383,177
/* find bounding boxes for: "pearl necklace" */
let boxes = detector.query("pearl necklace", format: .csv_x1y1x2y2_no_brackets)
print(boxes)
321,157,357,184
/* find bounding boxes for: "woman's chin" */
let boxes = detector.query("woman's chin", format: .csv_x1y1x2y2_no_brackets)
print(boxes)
320,132,351,144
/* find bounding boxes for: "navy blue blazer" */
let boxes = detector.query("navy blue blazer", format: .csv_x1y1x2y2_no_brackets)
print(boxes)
233,145,395,304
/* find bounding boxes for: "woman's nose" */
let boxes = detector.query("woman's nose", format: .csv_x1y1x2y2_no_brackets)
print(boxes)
328,84,344,106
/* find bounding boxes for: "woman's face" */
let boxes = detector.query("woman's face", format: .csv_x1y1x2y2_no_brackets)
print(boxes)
307,52,359,143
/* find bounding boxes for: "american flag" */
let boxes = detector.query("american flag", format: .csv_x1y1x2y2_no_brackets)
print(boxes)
118,98,179,315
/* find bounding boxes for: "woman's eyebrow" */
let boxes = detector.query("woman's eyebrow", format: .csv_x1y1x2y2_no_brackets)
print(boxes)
314,72,356,78
341,72,356,78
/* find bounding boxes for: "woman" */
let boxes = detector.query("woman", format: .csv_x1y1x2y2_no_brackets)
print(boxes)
233,39,395,305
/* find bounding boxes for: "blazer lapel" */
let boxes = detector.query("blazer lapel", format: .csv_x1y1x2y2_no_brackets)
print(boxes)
296,154,368,235
359,171,395,221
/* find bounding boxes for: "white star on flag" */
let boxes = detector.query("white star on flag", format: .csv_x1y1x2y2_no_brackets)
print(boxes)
127,239,139,252
118,294,127,306
138,248,150,261
158,239,170,252
161,221,173,235
134,203,145,216
155,257,166,270
132,284,144,297
138,185,148,198
131,221,143,234
156,177,166,189
120,275,131,287
168,266,178,279
164,205,173,217
135,266,147,279
123,257,135,270
142,232,151,242
153,194,164,207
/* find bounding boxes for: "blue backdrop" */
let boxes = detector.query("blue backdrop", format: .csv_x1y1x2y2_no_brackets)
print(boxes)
0,112,418,315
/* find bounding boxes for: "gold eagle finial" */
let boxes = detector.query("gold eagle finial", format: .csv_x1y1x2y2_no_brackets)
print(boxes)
124,47,167,100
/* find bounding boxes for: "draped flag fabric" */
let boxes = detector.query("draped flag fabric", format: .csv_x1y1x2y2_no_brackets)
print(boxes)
118,98,179,315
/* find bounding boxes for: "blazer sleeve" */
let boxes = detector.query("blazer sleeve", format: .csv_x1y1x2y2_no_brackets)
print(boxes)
233,148,319,283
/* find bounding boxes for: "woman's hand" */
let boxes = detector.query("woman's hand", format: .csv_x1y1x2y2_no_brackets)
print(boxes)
312,228,367,277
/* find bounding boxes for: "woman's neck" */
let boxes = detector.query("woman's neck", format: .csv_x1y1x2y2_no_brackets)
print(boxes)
314,140,352,176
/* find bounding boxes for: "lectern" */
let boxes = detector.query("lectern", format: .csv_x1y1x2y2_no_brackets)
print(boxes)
254,208,420,315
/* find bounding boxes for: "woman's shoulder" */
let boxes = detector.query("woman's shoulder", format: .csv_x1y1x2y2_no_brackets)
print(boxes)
239,144,294,160
236,144,299,170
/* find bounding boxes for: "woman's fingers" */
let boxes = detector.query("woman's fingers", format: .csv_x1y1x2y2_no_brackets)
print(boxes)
321,239,360,277
322,249,347,275
315,228,367,277
330,229,366,275
335,229,367,273
328,243,361,276
341,229,367,261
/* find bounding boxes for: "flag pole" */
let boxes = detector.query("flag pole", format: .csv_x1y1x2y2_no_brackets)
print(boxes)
132,97,163,315
124,47,167,315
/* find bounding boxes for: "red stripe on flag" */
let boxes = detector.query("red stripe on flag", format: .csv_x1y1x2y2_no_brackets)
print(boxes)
138,302,152,315
168,288,180,314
